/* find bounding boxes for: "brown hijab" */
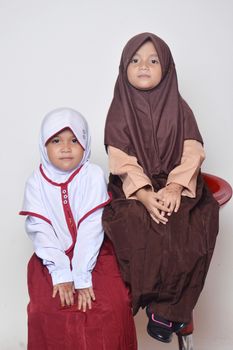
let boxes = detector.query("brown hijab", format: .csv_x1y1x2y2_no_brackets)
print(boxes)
104,32,203,178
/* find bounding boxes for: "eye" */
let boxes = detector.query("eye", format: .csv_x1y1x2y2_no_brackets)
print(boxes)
130,57,139,64
150,58,159,64
51,138,60,144
72,138,79,144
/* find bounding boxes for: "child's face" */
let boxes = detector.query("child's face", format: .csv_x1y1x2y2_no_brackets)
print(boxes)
127,40,162,90
46,128,84,171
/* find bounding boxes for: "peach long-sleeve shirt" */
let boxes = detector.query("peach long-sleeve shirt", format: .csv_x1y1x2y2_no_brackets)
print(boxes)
108,140,205,199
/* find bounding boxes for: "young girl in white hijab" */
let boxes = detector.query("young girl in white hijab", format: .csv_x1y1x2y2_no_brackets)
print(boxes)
20,108,137,350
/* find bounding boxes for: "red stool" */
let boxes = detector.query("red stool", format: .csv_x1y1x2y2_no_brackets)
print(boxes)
177,172,232,350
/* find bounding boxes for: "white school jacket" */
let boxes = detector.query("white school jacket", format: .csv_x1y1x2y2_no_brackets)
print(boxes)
20,161,111,288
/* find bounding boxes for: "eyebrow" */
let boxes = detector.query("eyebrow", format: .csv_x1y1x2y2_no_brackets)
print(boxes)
134,52,159,58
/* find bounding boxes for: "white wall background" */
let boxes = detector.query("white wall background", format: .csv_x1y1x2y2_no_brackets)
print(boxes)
0,0,232,349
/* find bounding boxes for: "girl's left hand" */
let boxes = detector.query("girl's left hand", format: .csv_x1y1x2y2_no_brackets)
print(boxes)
158,183,183,214
77,287,95,312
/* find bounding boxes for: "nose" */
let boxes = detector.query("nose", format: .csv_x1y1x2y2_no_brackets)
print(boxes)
139,60,149,70
61,142,71,152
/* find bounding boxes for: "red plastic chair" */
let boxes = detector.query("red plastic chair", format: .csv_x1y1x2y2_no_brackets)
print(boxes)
177,172,232,350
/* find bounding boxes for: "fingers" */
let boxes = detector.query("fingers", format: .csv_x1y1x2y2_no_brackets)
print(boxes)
81,291,91,312
151,195,181,224
150,208,168,224
86,294,92,311
137,189,182,224
89,288,96,301
153,199,170,212
164,198,175,213
161,210,171,217
59,288,66,307
163,194,181,214
66,288,74,306
61,287,74,307
52,285,58,298
77,288,95,312
174,197,181,212
150,213,160,224
78,293,83,311
78,293,89,312
160,183,183,213
54,282,75,307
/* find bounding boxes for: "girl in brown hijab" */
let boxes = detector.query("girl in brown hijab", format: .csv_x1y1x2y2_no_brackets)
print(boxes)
103,32,219,343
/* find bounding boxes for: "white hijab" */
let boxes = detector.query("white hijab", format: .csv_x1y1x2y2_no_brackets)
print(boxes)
40,107,91,183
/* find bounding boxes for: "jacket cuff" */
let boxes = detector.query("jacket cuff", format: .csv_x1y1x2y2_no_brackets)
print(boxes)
73,272,92,289
51,268,73,285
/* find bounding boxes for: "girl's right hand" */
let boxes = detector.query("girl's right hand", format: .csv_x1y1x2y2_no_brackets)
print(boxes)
52,281,75,307
135,188,170,224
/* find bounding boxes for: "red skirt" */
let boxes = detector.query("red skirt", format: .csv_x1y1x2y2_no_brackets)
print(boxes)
27,238,137,350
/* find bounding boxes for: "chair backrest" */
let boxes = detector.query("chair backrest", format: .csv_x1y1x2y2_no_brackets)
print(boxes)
202,172,232,206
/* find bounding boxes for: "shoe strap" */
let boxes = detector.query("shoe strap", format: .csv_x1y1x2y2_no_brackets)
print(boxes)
151,314,173,328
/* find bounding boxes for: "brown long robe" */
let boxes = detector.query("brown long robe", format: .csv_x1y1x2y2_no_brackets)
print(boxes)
103,32,219,323
103,174,219,322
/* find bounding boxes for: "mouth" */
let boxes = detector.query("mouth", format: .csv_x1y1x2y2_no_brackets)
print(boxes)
138,74,150,78
59,157,73,160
